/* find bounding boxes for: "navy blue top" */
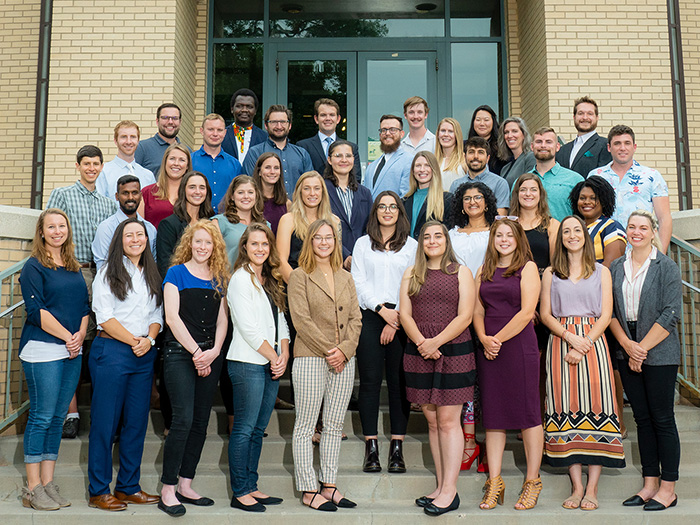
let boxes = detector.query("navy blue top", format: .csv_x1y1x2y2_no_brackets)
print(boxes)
163,264,223,345
19,257,90,354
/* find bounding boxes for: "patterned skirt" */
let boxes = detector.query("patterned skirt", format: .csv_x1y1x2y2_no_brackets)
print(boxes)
543,316,626,468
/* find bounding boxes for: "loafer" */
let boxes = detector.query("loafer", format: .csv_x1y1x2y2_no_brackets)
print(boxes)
644,496,678,511
254,495,283,505
231,496,266,512
175,491,214,506
88,494,128,511
114,490,160,505
387,439,406,473
622,494,647,507
363,438,381,472
415,496,434,508
158,499,186,517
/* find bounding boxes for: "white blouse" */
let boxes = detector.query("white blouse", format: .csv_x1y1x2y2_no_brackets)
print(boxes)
449,227,490,277
622,246,657,322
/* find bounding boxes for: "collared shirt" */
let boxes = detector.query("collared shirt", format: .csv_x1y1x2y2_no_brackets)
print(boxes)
242,138,314,197
529,163,584,221
234,126,252,163
134,133,186,177
335,185,354,222
96,157,156,201
400,129,436,155
91,209,158,270
623,246,658,321
588,161,669,227
92,257,163,337
191,146,242,212
318,131,337,157
448,168,510,210
47,181,118,263
569,130,597,165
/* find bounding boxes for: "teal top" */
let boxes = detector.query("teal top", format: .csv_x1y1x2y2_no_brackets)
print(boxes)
411,188,429,236
528,163,584,222
213,214,271,269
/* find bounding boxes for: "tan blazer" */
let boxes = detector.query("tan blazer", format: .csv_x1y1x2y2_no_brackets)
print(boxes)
288,266,362,360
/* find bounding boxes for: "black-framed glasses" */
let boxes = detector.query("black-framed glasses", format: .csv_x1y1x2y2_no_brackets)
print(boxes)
377,204,399,212
378,127,401,135
462,195,484,203
266,120,289,125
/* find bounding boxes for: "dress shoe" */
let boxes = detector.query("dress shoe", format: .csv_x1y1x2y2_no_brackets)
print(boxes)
114,490,160,505
62,417,79,439
254,495,283,505
231,496,266,512
158,499,186,517
622,494,648,506
321,484,357,508
175,491,214,506
387,439,406,473
363,438,381,472
415,496,434,508
644,496,678,511
274,397,295,410
88,494,128,511
424,493,460,516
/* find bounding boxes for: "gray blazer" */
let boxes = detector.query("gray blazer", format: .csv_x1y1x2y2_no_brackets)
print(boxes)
610,252,681,366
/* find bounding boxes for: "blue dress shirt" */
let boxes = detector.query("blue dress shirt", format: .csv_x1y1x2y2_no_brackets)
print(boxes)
91,209,158,270
191,146,242,212
242,138,314,197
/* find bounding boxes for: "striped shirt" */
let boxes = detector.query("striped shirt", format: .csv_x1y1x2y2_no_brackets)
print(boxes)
47,181,117,264
622,246,657,322
335,185,354,223
587,216,626,263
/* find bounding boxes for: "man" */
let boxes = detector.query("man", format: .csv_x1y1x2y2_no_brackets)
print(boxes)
529,127,584,221
556,96,612,178
400,96,435,155
92,175,157,270
449,137,510,214
297,98,361,180
588,125,672,252
47,145,118,438
363,115,412,199
191,113,242,212
96,121,156,201
135,103,189,177
221,88,267,164
242,105,313,196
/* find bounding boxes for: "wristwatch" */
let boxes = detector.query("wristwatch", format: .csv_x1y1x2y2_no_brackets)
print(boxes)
147,336,156,347
374,303,384,313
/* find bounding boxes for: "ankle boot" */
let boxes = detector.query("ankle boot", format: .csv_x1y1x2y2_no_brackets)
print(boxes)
387,439,406,473
362,438,381,472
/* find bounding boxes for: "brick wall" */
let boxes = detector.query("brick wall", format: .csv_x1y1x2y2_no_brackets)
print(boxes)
505,0,521,116
516,0,550,131
680,0,700,207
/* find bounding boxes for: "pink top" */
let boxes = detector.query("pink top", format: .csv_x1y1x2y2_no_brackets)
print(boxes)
141,183,174,229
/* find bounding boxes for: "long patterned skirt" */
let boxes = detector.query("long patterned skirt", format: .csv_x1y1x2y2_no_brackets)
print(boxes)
543,316,625,468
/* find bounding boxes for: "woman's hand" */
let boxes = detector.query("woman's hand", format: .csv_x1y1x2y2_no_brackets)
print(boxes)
131,337,152,357
271,352,288,379
628,357,643,373
380,324,397,345
417,338,441,360
480,335,502,360
379,307,400,330
564,348,584,365
622,338,647,362
197,365,211,377
326,347,346,372
193,348,218,370
564,332,592,355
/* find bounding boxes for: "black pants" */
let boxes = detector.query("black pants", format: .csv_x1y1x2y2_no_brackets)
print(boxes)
356,309,409,436
618,358,680,481
161,344,223,485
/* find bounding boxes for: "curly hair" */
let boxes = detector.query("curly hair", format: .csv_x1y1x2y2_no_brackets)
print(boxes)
569,175,617,220
171,219,230,295
31,208,81,272
220,175,265,224
447,181,497,229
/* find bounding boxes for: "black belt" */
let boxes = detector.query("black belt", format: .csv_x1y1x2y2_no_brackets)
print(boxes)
164,339,214,352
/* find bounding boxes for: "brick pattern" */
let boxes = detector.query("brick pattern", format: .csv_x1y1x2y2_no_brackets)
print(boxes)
516,0,550,131
680,0,700,207
174,0,199,148
194,0,208,148
505,0,521,116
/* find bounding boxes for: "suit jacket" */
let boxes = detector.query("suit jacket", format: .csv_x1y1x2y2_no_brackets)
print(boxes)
325,179,373,259
297,135,362,180
403,191,452,239
288,267,362,360
363,148,412,200
610,252,681,366
221,123,268,163
556,132,612,178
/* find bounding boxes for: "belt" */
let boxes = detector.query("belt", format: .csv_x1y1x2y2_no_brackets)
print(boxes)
97,331,114,340
80,262,96,269
164,340,214,352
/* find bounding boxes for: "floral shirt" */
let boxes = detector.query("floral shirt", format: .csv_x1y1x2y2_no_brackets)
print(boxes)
588,161,669,227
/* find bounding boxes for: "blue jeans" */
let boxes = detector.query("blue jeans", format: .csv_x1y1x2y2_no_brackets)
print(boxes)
22,356,82,463
228,360,279,497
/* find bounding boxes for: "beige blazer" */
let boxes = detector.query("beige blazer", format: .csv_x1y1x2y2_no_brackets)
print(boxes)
288,266,362,360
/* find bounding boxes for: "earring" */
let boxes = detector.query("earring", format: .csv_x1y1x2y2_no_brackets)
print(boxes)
461,209,466,215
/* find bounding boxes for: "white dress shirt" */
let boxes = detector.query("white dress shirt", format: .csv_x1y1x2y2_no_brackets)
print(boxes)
569,130,597,166
622,247,657,322
96,157,156,201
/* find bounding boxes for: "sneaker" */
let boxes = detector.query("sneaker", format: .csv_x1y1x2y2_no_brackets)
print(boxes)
62,417,79,439
22,484,60,511
43,481,71,507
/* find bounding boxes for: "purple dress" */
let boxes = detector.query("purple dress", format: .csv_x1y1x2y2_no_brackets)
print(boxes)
478,267,541,429
263,198,287,235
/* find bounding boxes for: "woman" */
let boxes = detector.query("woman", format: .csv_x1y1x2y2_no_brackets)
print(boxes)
212,175,266,266
610,210,681,512
403,151,451,239
88,218,163,511
400,221,475,516
227,223,289,512
497,117,536,188
324,139,373,269
156,171,215,278
288,219,362,511
434,118,466,191
158,220,230,517
351,191,418,473
252,152,290,235
140,144,192,228
473,219,543,510
19,209,89,511
539,216,625,511
466,105,505,175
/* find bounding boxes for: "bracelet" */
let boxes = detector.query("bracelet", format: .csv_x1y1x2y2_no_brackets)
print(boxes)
585,335,595,345
192,347,202,356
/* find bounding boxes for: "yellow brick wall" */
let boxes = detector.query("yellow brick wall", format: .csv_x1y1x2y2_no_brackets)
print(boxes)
680,0,700,207
0,0,42,207
516,0,550,131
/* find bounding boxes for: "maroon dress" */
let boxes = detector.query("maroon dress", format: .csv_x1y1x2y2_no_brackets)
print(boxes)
403,265,475,406
141,184,174,229
263,198,287,235
477,267,541,429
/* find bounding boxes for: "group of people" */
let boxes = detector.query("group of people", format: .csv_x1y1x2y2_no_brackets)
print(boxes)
17,92,681,517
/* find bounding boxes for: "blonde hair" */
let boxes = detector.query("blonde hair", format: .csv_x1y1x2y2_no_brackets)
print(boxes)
627,209,661,250
408,221,459,296
434,117,465,174
297,219,343,274
405,151,445,222
290,171,334,241
31,209,81,272
154,143,192,201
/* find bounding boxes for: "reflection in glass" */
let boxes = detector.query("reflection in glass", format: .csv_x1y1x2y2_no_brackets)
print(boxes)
213,2,263,38
213,44,265,127
450,0,501,37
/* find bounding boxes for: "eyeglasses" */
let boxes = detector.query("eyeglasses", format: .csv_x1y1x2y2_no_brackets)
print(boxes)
378,127,401,135
496,215,519,221
266,120,289,125
377,204,399,212
159,116,180,122
331,153,354,159
462,195,484,203
312,235,335,243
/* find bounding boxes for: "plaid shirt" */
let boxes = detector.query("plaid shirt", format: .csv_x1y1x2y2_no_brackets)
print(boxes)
47,181,117,263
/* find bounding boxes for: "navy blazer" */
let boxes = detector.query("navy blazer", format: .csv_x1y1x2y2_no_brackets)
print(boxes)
403,191,452,239
556,132,612,179
297,135,362,181
221,124,268,163
325,179,373,259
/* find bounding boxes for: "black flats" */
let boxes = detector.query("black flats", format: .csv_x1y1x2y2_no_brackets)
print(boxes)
158,500,186,517
363,439,381,472
424,493,460,516
622,494,647,506
388,439,406,473
230,496,265,512
175,491,214,506
644,496,678,511
254,495,283,505
302,491,337,512
321,484,357,508
415,496,434,508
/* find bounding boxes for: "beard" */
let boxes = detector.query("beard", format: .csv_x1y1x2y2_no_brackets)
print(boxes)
380,139,400,154
533,150,555,162
574,121,596,133
158,126,179,139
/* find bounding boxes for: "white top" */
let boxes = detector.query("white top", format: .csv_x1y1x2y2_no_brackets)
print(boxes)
440,159,466,192
96,157,156,201
92,257,163,337
19,341,78,363
569,130,597,165
226,266,290,365
400,129,436,156
351,234,418,311
449,227,490,277
622,247,657,322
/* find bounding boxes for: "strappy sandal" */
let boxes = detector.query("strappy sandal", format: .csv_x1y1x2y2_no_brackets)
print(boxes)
562,493,583,509
479,475,505,510
320,484,356,508
514,477,542,510
581,495,599,511
302,491,336,512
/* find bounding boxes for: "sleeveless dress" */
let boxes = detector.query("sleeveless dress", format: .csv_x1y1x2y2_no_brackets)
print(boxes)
403,265,475,406
263,199,287,235
543,263,625,468
478,267,541,429
524,225,551,349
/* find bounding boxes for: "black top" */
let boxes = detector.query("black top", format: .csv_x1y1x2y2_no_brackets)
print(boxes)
289,230,304,270
156,213,188,278
525,227,550,274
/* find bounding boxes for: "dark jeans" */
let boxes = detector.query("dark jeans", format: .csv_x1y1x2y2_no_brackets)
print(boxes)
618,358,680,481
161,344,223,486
228,360,279,497
356,309,409,436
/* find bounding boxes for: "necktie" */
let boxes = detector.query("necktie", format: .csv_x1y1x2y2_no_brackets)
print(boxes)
126,163,135,175
372,156,386,186
233,124,251,154
324,136,333,157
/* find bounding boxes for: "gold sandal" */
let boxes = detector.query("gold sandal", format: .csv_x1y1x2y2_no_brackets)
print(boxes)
479,475,505,510
515,477,542,510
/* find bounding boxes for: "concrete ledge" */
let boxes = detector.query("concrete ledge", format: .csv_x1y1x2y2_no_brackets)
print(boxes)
0,205,41,241
672,209,700,243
